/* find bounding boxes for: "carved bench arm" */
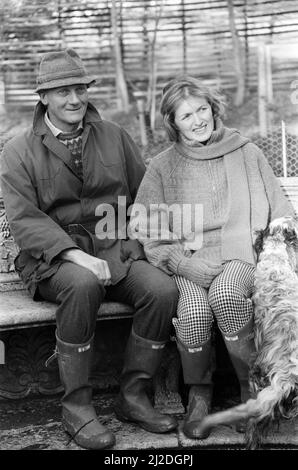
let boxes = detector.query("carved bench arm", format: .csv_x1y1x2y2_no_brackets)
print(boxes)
0,208,18,273
0,209,11,241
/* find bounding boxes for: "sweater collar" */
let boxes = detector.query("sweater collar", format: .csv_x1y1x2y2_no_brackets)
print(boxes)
33,101,102,136
174,126,250,160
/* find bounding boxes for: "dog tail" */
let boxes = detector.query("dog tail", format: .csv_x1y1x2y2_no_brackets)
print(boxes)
197,386,285,448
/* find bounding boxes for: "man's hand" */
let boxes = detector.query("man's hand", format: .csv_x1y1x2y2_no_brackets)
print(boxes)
60,249,112,286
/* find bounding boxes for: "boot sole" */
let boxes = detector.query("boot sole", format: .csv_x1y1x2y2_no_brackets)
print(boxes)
183,427,211,440
183,420,211,440
114,407,177,434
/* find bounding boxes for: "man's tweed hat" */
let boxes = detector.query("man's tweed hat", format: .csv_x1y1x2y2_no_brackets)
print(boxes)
35,48,95,93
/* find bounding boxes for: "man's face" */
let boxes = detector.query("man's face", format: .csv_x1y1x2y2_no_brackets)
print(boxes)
40,84,89,132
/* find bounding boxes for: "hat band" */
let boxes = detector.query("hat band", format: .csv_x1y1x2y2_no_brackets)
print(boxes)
37,67,87,85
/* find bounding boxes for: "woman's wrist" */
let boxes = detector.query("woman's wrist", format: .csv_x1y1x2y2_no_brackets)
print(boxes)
167,248,186,274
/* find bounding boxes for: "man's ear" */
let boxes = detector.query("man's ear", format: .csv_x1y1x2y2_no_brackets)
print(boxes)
39,92,48,106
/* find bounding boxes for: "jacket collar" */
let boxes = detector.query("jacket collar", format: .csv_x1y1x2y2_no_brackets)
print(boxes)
33,101,102,136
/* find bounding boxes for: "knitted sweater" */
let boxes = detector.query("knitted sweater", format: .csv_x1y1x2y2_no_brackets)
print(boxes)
132,127,294,280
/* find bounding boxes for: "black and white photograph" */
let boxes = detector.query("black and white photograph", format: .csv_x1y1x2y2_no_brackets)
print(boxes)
0,0,297,456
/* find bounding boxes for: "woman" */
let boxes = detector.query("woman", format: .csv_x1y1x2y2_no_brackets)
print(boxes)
131,76,294,439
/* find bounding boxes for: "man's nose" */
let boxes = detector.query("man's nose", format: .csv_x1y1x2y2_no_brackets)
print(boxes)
68,90,80,104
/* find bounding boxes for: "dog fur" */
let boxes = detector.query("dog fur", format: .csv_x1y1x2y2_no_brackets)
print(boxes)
197,216,298,449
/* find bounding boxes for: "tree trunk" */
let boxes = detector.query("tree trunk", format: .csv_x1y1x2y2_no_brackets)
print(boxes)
110,0,129,112
227,0,246,107
0,7,6,117
0,76,5,117
146,1,164,134
181,0,187,73
258,45,268,137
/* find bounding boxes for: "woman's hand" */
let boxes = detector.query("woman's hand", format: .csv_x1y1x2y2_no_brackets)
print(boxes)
178,256,223,288
60,248,112,286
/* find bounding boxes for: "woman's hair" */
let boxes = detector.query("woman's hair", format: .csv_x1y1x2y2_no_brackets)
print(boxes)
160,75,226,142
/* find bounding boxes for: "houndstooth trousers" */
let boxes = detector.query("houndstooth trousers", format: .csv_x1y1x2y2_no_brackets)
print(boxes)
172,260,255,346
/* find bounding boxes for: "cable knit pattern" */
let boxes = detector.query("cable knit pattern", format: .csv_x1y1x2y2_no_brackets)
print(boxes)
133,127,294,280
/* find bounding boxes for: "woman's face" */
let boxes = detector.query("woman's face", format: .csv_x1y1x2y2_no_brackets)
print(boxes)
174,95,214,143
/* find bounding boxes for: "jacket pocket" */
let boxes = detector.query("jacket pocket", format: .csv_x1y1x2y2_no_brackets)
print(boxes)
38,163,63,181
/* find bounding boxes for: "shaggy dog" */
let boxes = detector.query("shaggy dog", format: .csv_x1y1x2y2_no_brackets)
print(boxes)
197,216,298,449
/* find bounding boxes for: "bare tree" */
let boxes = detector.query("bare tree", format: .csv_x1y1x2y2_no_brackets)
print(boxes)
0,7,5,117
181,0,187,74
227,0,246,106
145,0,165,135
110,0,129,112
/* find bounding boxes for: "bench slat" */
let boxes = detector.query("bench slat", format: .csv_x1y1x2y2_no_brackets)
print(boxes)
0,290,134,330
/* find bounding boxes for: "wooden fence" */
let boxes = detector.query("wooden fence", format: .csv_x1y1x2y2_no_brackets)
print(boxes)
1,0,298,110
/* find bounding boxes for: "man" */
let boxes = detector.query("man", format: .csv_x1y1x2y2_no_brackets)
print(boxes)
0,49,178,450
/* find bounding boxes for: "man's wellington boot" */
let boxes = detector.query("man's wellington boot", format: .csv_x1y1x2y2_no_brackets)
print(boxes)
177,337,213,440
56,333,115,450
114,329,178,433
221,317,256,433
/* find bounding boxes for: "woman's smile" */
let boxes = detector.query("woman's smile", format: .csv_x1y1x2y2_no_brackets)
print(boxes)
174,95,214,143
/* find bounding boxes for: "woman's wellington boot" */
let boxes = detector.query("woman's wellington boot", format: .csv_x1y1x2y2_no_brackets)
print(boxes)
221,318,255,433
177,337,213,439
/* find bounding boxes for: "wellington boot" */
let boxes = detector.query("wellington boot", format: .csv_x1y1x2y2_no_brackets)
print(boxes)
177,337,213,439
114,330,178,434
183,384,213,439
56,333,115,449
221,318,256,433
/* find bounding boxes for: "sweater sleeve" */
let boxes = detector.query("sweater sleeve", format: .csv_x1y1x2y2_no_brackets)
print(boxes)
0,142,79,264
255,144,295,220
129,159,186,275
